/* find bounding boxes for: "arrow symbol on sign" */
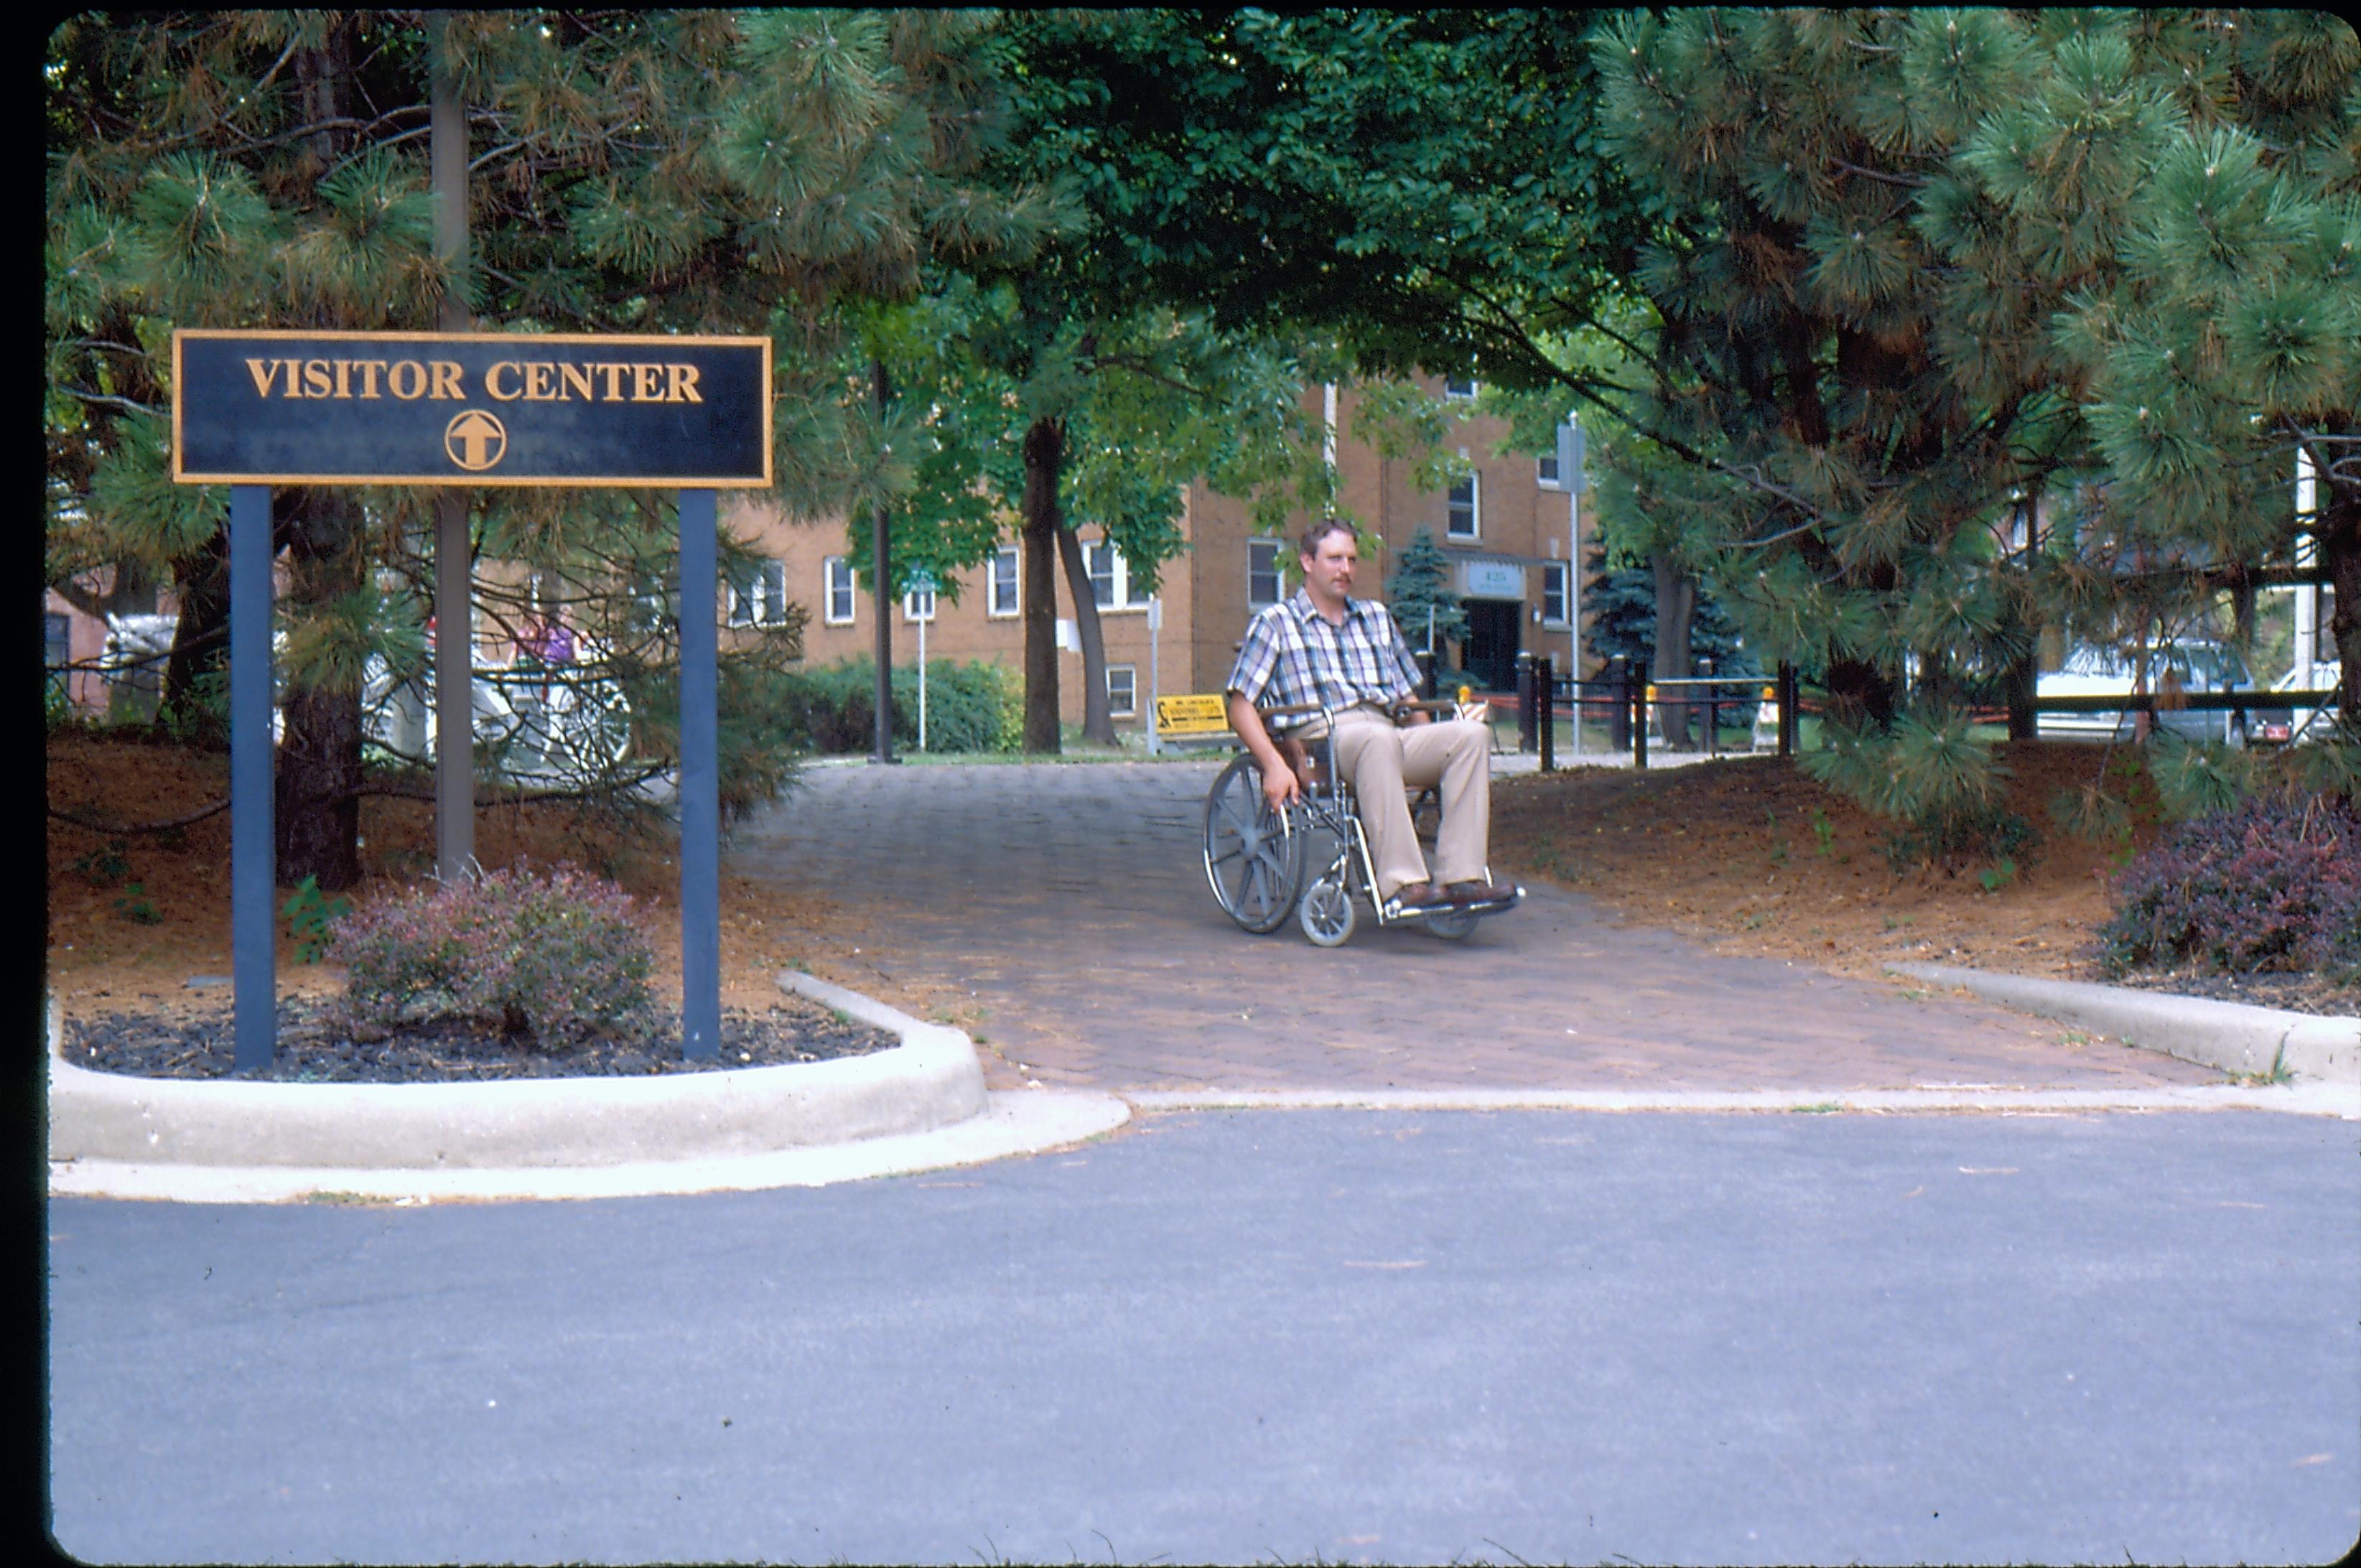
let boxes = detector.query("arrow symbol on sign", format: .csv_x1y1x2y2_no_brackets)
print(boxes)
444,409,508,472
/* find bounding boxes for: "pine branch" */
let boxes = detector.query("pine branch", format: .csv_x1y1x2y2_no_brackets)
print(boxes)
63,388,164,420
49,798,230,835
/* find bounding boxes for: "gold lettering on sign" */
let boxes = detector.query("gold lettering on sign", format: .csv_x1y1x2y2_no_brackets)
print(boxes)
387,361,428,400
666,363,702,403
430,361,464,401
632,364,663,401
356,360,383,399
485,361,520,401
244,359,280,397
560,363,595,403
596,363,628,401
302,360,332,398
526,362,556,401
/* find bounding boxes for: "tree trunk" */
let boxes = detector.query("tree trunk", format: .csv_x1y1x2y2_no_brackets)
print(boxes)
2322,483,2361,729
2003,645,2038,741
274,487,364,891
1020,416,1064,752
1822,657,1900,734
1057,526,1117,747
157,523,231,745
869,358,895,762
1649,552,1696,750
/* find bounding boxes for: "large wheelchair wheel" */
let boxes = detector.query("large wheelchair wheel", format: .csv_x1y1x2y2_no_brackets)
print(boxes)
1203,752,1307,933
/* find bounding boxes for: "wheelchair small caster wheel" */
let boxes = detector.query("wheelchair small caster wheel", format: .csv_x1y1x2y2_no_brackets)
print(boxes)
1298,872,1356,948
1425,908,1476,941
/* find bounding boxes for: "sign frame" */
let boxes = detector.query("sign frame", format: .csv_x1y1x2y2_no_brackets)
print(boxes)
172,327,773,489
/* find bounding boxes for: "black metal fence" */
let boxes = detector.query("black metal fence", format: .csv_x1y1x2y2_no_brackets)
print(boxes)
1412,649,2343,774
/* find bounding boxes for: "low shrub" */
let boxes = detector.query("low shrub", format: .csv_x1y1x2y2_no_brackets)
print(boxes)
779,656,1022,754
330,862,656,1045
2098,792,2361,982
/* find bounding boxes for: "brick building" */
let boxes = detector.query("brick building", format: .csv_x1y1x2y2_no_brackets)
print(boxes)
729,376,1589,737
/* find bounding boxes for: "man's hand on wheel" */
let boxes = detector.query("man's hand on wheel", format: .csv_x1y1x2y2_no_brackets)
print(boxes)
1262,764,1301,814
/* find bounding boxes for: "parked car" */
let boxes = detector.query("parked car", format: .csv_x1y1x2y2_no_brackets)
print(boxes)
2247,655,2342,746
363,655,633,783
2035,640,2255,746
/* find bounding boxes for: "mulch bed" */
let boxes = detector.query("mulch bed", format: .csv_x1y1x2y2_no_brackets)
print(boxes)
2095,966,2358,1018
60,993,898,1084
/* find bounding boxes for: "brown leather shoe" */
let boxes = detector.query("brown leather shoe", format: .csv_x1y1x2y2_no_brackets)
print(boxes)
1388,881,1450,913
1446,879,1516,907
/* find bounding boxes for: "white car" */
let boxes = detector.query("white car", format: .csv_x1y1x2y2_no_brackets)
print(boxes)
363,656,633,783
2248,655,2342,746
2036,641,2257,746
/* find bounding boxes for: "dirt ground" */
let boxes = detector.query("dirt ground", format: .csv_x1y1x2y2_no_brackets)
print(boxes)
1489,741,2133,986
42,730,888,1029
32,729,2304,1030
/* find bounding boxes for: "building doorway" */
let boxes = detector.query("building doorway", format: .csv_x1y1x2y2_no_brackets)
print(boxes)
1461,599,1522,692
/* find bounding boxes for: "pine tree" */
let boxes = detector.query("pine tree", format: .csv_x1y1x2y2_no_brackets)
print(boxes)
1387,525,1470,668
47,11,1059,875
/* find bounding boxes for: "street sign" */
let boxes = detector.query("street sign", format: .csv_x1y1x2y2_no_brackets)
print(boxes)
172,330,772,487
1155,693,1232,736
1556,420,1587,494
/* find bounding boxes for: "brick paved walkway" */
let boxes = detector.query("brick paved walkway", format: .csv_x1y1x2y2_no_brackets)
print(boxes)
732,760,2222,1096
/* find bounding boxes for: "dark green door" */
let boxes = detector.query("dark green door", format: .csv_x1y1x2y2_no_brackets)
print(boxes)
1461,599,1521,692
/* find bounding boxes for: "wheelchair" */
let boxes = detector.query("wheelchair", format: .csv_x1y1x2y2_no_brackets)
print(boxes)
1201,699,1524,947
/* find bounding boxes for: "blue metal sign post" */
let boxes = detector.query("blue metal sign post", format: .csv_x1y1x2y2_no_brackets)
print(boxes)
179,330,768,1067
230,485,276,1071
676,488,721,1060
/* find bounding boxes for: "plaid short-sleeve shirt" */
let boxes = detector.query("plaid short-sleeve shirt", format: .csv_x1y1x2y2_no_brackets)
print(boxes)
1225,589,1425,731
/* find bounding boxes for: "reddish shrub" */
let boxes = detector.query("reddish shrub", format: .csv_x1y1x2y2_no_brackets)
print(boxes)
331,862,655,1045
2099,793,2361,983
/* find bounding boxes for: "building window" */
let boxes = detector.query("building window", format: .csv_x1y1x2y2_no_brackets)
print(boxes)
989,545,1020,617
728,559,790,627
1447,475,1479,540
1542,561,1568,626
1443,377,1478,401
1085,537,1138,608
1248,538,1282,607
903,583,936,622
823,556,856,625
1537,450,1561,489
1106,663,1137,717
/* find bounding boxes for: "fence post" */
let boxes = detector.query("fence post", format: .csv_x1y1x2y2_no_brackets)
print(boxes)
1515,650,1537,753
1537,655,1555,773
1606,654,1630,751
1415,648,1437,702
1700,656,1718,759
1635,678,1651,770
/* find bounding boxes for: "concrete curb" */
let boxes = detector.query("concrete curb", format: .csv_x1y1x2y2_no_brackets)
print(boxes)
47,971,986,1170
1887,962,2361,1087
45,971,1134,1201
45,1091,1132,1205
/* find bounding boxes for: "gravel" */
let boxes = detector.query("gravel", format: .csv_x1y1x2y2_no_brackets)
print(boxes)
60,994,898,1084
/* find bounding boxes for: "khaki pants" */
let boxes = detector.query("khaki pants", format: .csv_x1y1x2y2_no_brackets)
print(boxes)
1324,707,1491,898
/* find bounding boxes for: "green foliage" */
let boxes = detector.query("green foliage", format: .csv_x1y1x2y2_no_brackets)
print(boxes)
1386,526,1468,656
776,657,1023,755
1801,709,2036,872
332,863,656,1046
112,882,162,925
280,874,354,965
73,839,131,887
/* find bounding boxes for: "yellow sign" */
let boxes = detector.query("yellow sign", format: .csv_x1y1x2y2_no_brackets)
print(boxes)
1155,693,1232,736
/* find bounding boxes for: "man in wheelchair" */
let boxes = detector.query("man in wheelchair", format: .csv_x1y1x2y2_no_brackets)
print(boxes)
1224,518,1514,916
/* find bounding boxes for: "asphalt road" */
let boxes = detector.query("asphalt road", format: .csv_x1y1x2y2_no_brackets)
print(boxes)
47,1109,2360,1567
